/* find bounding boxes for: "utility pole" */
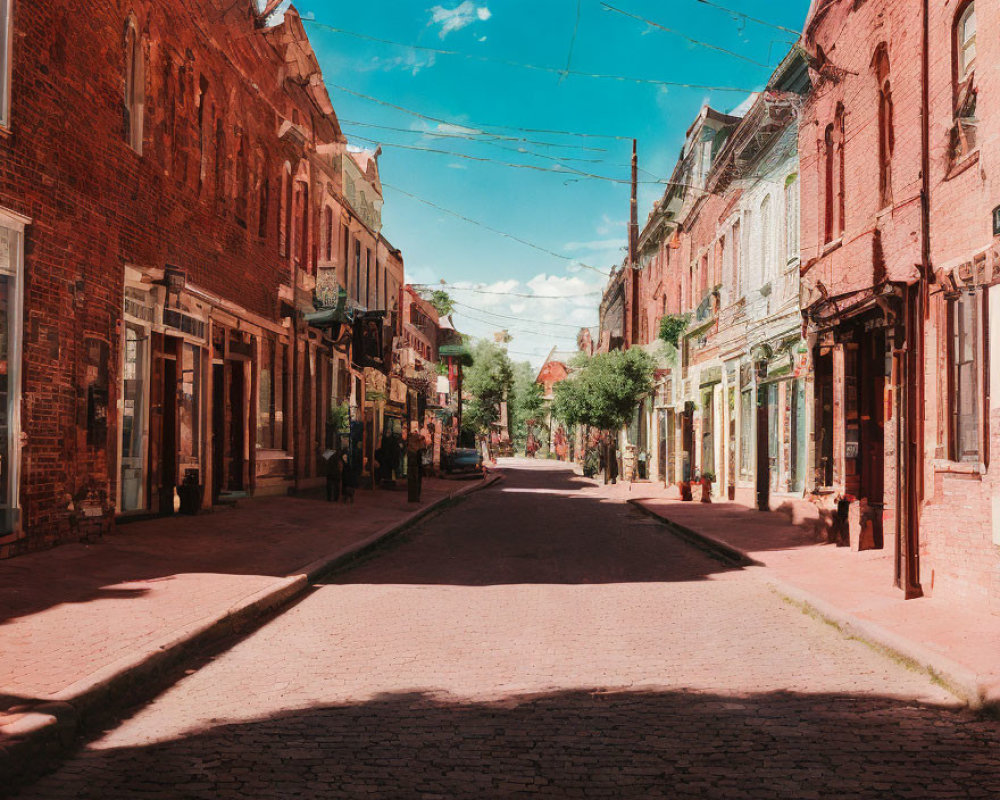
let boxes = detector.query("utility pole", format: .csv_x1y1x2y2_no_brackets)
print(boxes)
629,139,640,346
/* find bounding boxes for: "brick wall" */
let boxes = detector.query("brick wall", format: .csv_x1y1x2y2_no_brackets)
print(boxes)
0,1,362,553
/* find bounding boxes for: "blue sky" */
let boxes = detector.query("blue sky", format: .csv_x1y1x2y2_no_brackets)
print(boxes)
294,0,811,367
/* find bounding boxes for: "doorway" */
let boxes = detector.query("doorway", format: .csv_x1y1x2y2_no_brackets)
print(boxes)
851,329,886,549
149,342,178,515
211,360,246,502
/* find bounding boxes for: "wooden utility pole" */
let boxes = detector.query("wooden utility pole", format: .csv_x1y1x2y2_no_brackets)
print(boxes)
629,139,640,345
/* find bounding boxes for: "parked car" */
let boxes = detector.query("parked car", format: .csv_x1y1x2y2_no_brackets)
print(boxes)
444,447,484,476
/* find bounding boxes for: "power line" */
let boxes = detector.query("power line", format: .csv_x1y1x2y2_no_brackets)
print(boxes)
456,309,582,340
349,132,662,185
338,118,608,153
309,23,759,94
382,182,611,277
327,81,632,141
340,121,608,165
412,283,602,299
694,0,801,36
452,300,597,330
601,3,768,67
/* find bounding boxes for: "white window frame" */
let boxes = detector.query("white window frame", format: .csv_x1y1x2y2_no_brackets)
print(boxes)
0,206,27,533
117,267,154,514
0,0,13,130
785,175,800,266
958,3,977,82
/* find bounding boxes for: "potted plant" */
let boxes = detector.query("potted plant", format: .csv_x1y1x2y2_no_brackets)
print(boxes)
699,471,716,504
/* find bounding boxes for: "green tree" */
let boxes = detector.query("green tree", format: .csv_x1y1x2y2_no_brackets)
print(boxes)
509,361,545,449
424,289,455,317
552,348,655,432
462,340,515,439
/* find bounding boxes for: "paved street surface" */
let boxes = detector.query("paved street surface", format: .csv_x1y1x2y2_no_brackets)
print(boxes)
14,460,1000,799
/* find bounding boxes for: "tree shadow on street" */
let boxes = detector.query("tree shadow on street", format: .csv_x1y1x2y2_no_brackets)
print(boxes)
14,687,1000,799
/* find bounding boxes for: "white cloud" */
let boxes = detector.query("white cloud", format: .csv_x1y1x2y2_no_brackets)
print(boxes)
357,51,437,76
429,2,492,38
596,213,626,237
563,238,627,253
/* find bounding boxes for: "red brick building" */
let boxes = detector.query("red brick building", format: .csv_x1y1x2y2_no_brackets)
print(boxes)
0,2,402,556
800,0,1000,606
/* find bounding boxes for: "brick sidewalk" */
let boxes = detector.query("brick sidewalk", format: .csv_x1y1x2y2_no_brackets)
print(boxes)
604,478,1000,708
0,474,496,779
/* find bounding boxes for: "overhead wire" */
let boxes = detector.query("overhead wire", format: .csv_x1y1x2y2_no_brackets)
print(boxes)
340,122,608,165
327,81,633,141
349,132,667,185
693,0,802,36
338,117,608,153
412,283,602,300
382,182,612,277
451,300,597,330
601,3,768,66
309,23,760,94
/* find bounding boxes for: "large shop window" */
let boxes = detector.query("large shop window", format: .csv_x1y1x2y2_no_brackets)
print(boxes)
739,389,753,481
120,322,149,513
257,336,286,450
0,220,21,532
949,289,985,462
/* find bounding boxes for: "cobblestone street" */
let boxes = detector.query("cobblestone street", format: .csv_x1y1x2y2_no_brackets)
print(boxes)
14,462,1000,799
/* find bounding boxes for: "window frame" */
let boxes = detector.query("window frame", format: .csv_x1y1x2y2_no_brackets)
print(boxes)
124,18,145,155
0,0,12,130
956,2,977,85
947,287,988,465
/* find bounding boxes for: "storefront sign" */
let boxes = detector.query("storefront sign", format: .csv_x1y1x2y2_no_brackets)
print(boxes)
163,308,206,340
364,367,387,402
699,366,722,387
937,242,1000,290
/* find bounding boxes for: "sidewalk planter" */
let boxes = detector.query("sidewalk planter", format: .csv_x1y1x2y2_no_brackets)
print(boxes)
699,473,715,504
177,470,203,516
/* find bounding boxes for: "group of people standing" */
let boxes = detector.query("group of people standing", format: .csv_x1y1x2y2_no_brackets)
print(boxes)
325,421,435,505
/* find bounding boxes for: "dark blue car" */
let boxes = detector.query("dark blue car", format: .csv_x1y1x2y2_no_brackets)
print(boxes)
444,447,484,476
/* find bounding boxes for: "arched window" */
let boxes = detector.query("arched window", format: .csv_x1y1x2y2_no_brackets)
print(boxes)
214,117,226,205
835,104,846,235
323,206,334,262
293,180,309,272
759,195,772,286
957,2,976,83
258,174,269,239
873,46,893,208
124,19,145,154
235,134,249,226
823,124,835,244
279,164,291,258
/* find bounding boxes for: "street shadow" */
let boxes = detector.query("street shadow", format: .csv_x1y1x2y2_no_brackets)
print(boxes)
13,687,1000,799
0,479,462,626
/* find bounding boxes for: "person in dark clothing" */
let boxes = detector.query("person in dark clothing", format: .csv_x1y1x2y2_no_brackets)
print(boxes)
406,425,427,503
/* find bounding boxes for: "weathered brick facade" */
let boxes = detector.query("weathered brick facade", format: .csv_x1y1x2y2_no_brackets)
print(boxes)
0,2,403,556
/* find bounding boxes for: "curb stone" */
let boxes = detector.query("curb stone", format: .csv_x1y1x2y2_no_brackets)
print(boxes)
0,472,503,789
628,497,997,711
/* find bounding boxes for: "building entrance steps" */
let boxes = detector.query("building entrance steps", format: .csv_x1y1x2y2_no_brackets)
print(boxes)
609,482,1000,711
0,472,501,786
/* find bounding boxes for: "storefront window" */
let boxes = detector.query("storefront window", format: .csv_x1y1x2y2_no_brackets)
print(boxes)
120,323,148,511
178,343,201,464
702,389,715,476
790,379,807,493
767,383,780,491
740,389,753,481
0,221,21,532
257,336,286,450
